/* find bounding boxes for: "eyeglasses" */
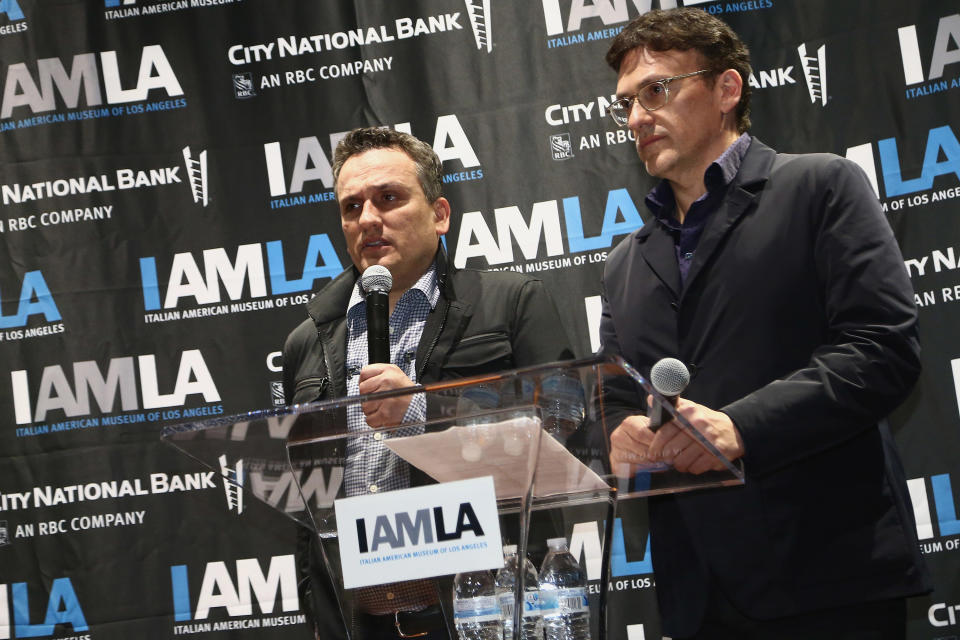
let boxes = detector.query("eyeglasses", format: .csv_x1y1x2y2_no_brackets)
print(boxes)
607,70,709,126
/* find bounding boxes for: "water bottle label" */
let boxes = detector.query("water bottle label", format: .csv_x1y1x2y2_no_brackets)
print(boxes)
540,587,589,617
499,592,541,618
454,595,501,624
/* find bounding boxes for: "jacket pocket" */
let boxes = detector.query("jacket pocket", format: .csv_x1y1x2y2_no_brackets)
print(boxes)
292,376,328,404
442,332,513,376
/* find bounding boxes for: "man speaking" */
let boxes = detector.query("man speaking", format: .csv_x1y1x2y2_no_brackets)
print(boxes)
599,8,930,639
283,127,572,639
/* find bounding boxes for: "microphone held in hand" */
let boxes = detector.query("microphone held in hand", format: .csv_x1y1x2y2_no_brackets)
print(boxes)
360,265,392,364
648,357,690,432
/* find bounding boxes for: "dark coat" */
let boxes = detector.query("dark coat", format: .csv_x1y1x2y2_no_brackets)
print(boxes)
600,137,930,636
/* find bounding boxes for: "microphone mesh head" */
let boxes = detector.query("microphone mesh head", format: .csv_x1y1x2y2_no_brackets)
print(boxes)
650,357,690,396
360,265,392,294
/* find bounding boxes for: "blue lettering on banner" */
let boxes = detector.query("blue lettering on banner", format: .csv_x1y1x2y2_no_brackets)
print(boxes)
0,271,61,329
0,578,89,638
0,0,24,21
879,125,960,197
610,519,652,577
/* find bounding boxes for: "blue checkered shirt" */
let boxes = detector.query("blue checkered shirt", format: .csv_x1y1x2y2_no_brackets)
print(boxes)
343,263,439,497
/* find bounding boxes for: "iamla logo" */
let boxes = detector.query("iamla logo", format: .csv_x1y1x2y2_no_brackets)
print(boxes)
170,555,303,632
0,578,88,639
10,349,219,426
540,0,713,37
139,234,343,313
898,13,960,89
1,44,182,121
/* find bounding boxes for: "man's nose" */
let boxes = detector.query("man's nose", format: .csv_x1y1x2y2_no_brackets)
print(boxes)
357,201,381,228
628,99,654,130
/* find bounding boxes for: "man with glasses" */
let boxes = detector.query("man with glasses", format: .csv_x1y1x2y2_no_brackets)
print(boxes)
599,8,929,639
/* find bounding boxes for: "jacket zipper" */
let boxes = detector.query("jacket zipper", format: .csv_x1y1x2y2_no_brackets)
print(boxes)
418,302,450,380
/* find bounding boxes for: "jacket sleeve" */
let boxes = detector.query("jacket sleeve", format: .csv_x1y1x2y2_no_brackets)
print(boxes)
722,157,921,475
510,278,576,366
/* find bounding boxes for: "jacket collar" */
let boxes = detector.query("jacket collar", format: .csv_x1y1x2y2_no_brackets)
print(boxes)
635,136,776,299
305,241,455,327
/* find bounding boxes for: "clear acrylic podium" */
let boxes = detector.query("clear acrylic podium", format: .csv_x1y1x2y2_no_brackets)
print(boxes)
162,355,743,639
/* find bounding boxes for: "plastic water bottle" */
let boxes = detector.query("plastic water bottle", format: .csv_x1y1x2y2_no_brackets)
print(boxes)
540,373,585,443
495,545,542,640
453,570,503,640
539,537,591,640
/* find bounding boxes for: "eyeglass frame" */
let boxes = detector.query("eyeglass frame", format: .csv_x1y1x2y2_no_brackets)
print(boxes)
608,69,710,126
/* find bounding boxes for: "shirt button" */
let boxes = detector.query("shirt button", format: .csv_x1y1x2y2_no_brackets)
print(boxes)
373,432,384,441
684,252,694,260
369,484,379,493
389,326,395,335
386,592,395,601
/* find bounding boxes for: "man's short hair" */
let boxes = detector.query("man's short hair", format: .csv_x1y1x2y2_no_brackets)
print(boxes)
332,127,444,202
605,8,752,133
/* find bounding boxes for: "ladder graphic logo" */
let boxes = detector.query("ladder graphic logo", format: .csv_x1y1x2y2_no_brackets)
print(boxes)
797,43,828,106
182,146,209,207
464,0,493,52
219,454,244,515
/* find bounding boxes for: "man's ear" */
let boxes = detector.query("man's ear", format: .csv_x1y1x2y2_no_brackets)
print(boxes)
433,197,451,235
717,68,743,115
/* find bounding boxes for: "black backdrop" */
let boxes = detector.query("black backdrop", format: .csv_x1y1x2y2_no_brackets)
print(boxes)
0,1,958,638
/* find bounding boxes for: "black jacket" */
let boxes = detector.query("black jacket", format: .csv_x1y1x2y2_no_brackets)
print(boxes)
601,138,930,636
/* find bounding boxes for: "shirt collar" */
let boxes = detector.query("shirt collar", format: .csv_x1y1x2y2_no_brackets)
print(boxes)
347,262,440,316
645,132,752,223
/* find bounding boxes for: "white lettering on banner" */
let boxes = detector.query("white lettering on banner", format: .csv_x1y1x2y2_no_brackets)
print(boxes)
898,14,960,86
907,477,934,540
335,477,502,589
176,555,300,620
264,114,479,197
227,14,462,65
626,624,646,640
540,0,713,37
584,295,602,353
929,602,960,627
952,358,960,418
10,350,220,424
0,475,217,512
1,45,182,119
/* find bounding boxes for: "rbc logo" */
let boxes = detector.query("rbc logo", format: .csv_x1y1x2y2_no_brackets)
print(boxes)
170,555,299,621
0,579,88,639
0,271,60,329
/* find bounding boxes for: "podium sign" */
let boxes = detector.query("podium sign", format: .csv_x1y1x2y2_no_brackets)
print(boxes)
162,355,743,639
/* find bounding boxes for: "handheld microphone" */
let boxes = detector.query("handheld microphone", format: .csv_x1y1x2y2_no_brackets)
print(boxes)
360,265,392,364
648,357,690,432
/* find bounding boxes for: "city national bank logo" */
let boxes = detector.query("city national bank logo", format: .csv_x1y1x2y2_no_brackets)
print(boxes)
9,349,223,438
550,133,574,160
0,147,210,230
0,0,28,37
264,115,483,210
899,13,960,100
0,270,63,342
138,234,343,322
843,124,960,209
219,455,244,515
453,187,642,275
104,0,243,21
170,554,304,634
0,44,186,132
232,72,255,99
0,578,88,639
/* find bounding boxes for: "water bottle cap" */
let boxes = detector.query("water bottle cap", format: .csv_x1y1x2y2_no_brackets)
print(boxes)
502,544,517,555
546,537,568,550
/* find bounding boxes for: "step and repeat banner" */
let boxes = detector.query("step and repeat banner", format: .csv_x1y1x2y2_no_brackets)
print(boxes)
0,0,957,638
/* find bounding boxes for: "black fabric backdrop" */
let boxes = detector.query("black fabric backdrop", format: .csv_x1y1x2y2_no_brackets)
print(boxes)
0,1,957,638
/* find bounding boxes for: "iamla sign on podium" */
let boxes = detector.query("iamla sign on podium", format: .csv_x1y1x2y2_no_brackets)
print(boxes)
335,476,502,589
